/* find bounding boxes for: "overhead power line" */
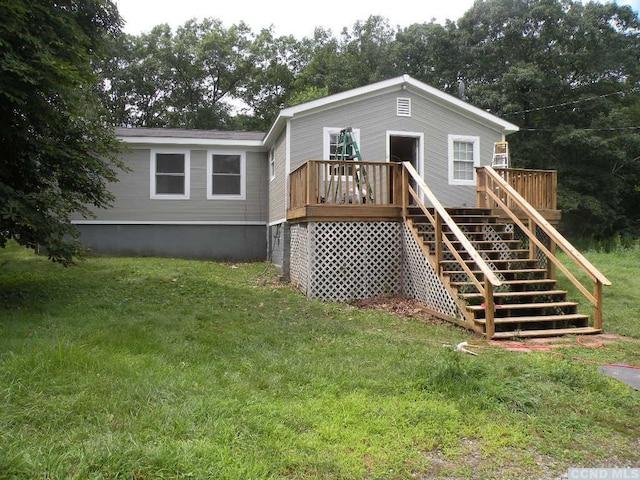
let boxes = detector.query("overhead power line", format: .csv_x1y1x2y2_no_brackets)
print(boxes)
504,87,640,116
519,125,640,132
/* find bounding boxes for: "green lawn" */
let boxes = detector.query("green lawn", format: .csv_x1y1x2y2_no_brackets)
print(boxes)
1,242,639,479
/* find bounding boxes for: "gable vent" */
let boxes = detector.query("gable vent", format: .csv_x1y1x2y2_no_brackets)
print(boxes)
397,97,411,117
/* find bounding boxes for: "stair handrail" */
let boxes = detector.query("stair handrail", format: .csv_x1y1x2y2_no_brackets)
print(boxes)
478,166,611,329
403,162,502,337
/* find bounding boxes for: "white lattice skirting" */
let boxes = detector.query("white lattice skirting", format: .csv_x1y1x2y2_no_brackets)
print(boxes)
401,223,465,321
290,221,465,322
290,222,402,302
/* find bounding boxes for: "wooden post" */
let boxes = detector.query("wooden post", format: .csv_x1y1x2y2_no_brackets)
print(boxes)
435,211,443,275
393,163,402,207
484,278,495,340
401,164,408,218
476,168,486,208
307,161,314,205
594,281,603,330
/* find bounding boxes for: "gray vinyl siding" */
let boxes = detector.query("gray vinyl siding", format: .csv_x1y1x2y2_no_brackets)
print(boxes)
268,132,287,223
288,89,503,208
82,146,268,222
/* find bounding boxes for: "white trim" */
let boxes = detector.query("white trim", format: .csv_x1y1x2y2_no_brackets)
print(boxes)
150,149,190,200
285,121,291,210
72,220,266,226
120,136,263,147
206,150,246,200
268,218,287,227
323,127,361,159
387,131,425,202
386,130,424,172
448,135,480,186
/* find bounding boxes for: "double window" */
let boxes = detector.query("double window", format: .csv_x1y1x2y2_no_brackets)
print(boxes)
151,150,190,199
150,149,245,200
448,135,479,185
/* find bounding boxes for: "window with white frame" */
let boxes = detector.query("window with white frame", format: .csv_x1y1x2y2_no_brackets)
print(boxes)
269,146,276,181
323,127,361,160
448,135,479,185
150,150,190,199
207,151,246,200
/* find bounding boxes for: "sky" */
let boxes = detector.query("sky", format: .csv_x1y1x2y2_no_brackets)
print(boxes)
115,0,640,37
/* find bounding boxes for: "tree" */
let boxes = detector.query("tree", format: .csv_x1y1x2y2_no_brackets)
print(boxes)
0,0,126,264
456,0,640,241
392,20,462,95
100,19,257,129
238,27,305,130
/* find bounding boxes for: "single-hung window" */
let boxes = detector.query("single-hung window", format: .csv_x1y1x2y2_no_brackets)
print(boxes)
151,150,190,199
448,135,479,185
208,152,246,200
269,147,276,181
323,127,361,176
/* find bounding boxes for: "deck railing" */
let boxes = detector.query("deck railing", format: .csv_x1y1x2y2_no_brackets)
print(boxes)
289,160,403,210
476,166,611,330
477,167,557,211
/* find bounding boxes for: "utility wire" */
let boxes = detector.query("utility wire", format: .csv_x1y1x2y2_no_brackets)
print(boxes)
504,87,640,116
519,125,640,132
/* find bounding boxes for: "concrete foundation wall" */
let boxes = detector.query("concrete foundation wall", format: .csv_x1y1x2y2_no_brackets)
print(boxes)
77,224,266,261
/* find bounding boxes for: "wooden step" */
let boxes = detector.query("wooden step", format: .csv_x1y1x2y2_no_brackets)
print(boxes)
459,289,568,300
490,326,601,339
442,268,548,277
444,230,513,238
428,239,523,248
451,278,556,289
474,313,589,325
467,301,578,313
440,258,538,267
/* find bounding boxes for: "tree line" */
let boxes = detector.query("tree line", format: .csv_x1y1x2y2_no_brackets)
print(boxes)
2,0,639,263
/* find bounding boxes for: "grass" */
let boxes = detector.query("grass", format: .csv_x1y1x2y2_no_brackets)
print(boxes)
557,242,640,338
1,242,639,479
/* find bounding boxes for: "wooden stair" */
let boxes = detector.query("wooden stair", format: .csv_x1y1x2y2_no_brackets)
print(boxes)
406,206,601,339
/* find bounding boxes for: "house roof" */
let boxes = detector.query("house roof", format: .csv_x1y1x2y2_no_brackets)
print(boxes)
116,127,265,146
263,74,519,146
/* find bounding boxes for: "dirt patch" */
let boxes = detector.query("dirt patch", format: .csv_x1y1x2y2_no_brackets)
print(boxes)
350,294,445,326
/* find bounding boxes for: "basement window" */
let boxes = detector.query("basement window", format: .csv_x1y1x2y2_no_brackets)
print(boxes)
396,97,411,117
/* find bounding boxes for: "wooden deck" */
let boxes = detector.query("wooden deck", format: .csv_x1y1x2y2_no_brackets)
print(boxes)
286,160,609,339
288,161,561,224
